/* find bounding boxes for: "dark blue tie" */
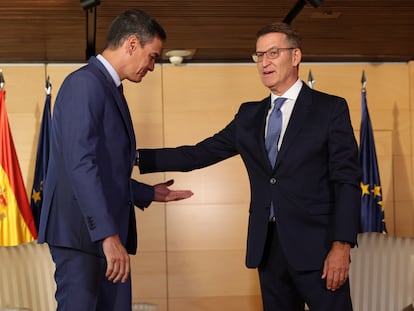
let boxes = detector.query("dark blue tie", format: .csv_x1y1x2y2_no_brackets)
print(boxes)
266,97,286,167
118,83,126,102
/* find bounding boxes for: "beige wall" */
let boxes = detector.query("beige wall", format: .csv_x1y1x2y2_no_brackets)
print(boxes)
1,61,413,310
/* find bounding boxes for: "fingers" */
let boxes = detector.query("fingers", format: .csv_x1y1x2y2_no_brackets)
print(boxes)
153,180,194,202
106,252,130,283
321,262,328,280
102,234,130,283
163,179,174,186
325,269,348,291
322,259,349,291
168,190,194,201
322,244,350,291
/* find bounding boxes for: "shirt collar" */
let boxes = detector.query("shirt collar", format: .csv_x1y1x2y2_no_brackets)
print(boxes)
270,78,303,104
96,54,121,87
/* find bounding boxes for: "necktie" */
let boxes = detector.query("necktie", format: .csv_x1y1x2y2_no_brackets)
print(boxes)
118,83,126,101
265,97,286,167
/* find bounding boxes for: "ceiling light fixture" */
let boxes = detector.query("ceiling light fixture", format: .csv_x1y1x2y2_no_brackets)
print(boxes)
164,49,196,65
80,0,101,10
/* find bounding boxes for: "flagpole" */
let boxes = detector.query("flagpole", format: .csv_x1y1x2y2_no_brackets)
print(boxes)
45,76,52,95
361,70,367,91
307,69,315,89
0,69,4,90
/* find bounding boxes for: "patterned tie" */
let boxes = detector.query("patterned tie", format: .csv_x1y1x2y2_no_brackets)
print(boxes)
265,97,286,167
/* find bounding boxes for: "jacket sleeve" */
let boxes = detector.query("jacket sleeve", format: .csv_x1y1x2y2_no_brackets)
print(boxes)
131,179,154,209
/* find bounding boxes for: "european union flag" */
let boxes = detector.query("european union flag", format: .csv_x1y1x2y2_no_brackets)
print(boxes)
358,84,387,233
30,90,51,231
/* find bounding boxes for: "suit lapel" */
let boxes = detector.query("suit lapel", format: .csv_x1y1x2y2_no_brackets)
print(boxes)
253,96,274,170
275,84,312,168
115,87,137,162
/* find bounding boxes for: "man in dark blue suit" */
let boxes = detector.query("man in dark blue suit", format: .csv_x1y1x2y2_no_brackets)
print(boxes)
38,10,193,311
138,23,361,310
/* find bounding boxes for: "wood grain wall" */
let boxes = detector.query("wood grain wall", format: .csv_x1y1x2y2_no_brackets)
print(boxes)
1,61,413,311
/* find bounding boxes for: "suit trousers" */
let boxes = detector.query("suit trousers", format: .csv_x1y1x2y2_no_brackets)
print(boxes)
258,222,353,311
50,246,132,311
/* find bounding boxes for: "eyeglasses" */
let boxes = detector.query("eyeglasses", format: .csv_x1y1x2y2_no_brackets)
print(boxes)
252,47,295,63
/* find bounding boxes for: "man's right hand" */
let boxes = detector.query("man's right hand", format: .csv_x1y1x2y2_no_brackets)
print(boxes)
153,179,193,202
102,234,130,283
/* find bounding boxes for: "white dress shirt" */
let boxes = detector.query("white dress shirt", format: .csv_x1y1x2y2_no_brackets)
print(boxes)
266,78,303,150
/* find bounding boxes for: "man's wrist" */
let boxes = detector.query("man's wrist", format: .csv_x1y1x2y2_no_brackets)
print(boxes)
332,240,352,249
336,240,351,245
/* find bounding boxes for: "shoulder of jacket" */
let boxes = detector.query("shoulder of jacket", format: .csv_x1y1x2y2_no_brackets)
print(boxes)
239,96,269,109
308,87,345,103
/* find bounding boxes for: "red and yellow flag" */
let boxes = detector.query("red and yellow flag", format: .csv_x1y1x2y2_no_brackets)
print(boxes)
0,89,37,245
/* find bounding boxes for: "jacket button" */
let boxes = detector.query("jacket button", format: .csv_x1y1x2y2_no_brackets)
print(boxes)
270,178,276,184
128,200,133,206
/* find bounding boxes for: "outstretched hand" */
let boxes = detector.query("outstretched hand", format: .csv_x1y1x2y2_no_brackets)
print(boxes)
153,179,193,202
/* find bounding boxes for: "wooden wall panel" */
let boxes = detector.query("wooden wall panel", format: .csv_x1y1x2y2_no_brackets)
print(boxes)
162,64,268,146
0,64,45,114
130,251,167,308
160,64,265,310
408,61,414,236
166,204,249,251
167,249,260,295
164,159,250,206
298,64,410,134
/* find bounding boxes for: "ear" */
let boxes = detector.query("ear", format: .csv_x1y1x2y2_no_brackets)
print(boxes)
291,48,302,66
125,35,138,54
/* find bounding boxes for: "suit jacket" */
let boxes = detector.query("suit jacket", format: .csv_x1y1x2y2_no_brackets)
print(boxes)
38,57,154,256
139,83,361,270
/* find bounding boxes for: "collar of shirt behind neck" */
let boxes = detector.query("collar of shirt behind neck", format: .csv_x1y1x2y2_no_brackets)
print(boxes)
270,79,303,104
96,54,121,88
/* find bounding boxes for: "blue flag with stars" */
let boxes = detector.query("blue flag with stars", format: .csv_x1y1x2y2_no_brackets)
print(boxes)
358,88,387,233
30,92,51,231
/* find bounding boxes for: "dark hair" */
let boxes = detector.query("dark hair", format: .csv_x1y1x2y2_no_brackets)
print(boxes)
256,22,302,50
105,9,167,49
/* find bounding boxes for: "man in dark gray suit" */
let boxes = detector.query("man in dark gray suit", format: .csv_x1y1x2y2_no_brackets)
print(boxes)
138,22,361,311
38,10,192,311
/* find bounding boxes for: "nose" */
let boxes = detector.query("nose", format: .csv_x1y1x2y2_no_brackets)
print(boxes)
148,62,155,72
261,55,271,67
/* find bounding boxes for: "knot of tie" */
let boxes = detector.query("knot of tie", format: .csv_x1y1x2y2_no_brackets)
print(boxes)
274,97,285,112
265,97,287,167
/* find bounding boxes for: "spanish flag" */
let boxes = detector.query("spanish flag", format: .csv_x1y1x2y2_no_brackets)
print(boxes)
0,89,37,245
